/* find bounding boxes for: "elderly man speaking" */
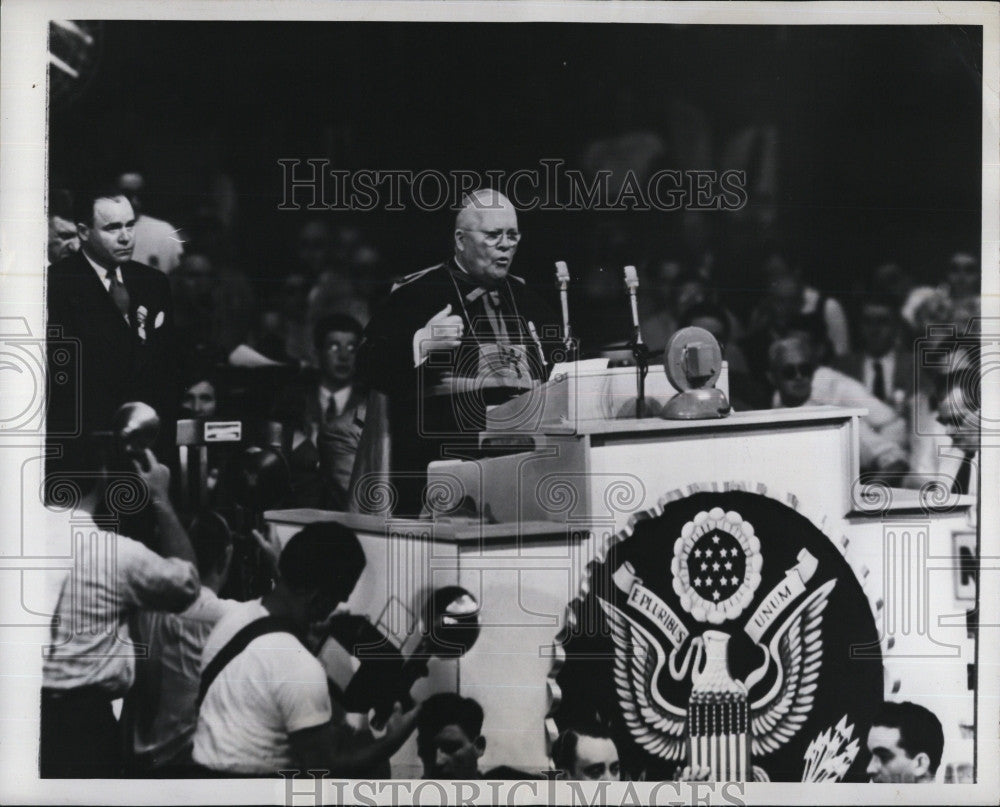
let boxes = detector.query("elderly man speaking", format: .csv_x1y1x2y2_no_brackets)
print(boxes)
358,189,557,515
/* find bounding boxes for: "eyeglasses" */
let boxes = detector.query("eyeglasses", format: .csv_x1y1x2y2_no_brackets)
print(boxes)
779,362,815,381
324,343,357,355
468,229,522,246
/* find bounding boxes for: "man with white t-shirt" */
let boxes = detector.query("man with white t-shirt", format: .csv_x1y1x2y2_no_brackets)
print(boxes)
192,522,419,776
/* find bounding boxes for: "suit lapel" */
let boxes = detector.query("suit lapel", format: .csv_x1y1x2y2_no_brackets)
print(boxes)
74,253,132,332
305,387,323,426
344,385,367,415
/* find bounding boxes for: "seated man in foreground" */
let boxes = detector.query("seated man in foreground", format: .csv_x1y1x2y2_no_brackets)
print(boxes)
417,692,537,780
551,725,622,781
865,701,944,783
192,522,419,775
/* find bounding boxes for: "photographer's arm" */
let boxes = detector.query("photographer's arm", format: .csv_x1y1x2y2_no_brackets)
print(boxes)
290,702,419,776
132,448,197,567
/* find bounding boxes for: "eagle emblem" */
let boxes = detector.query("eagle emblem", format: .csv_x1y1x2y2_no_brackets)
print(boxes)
600,508,836,781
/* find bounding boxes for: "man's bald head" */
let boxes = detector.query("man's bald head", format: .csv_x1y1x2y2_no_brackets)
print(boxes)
455,189,513,228
454,190,520,287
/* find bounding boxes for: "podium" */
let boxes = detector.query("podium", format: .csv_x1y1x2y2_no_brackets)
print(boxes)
266,364,976,780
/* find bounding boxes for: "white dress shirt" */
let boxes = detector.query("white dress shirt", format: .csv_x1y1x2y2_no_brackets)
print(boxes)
42,512,199,697
319,384,353,420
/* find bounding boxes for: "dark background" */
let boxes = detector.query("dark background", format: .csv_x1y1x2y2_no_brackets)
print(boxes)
49,22,983,307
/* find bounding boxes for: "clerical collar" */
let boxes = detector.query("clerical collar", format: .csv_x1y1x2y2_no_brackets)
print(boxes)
448,258,503,303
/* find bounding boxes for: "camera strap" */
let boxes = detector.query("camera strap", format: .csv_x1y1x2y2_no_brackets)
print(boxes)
196,615,304,707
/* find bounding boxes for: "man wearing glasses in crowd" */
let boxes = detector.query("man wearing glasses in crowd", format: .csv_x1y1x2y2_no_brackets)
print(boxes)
358,189,557,515
766,332,909,478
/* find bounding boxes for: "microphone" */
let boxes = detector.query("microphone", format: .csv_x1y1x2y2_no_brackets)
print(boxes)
623,265,643,345
555,261,573,355
623,265,649,418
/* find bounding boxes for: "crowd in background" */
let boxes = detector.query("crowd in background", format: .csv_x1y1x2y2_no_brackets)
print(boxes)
42,169,980,781
49,167,985,511
38,19,983,784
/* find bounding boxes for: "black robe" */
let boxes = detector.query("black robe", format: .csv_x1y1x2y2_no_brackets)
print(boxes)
358,259,559,514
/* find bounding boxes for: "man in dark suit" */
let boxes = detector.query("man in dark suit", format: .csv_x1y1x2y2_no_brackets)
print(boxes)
270,314,367,508
836,296,914,409
46,187,178,483
358,189,558,515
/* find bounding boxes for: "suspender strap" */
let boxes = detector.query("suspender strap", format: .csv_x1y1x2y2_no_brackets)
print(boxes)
197,615,303,707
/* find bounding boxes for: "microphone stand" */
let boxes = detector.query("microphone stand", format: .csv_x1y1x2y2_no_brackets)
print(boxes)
631,328,649,419
623,265,647,419
555,261,575,362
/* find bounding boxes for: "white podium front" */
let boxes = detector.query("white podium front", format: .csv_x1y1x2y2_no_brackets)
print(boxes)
267,374,976,781
437,406,862,531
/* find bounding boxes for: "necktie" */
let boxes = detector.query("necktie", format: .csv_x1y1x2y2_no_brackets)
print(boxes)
952,452,974,495
106,270,131,320
872,359,887,401
324,393,339,423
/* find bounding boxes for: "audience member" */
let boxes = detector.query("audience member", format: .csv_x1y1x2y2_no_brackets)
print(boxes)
308,315,364,427
745,255,851,372
837,296,914,409
175,370,239,514
901,286,950,337
943,251,979,305
870,261,916,314
906,333,980,492
313,314,367,509
192,522,418,776
901,250,980,337
910,338,981,495
295,218,336,278
130,510,239,772
638,253,691,352
416,692,535,779
268,314,366,508
47,184,179,481
767,333,909,474
116,170,184,273
551,725,622,781
259,271,314,365
307,268,371,330
935,381,980,496
319,401,367,512
172,247,261,369
866,701,944,783
47,188,79,262
41,445,199,777
181,375,219,420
